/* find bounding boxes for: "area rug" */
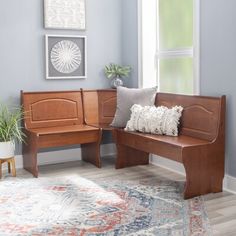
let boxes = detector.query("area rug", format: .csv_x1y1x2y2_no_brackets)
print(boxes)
0,176,211,236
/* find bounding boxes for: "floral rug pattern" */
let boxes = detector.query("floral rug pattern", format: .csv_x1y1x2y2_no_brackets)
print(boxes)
0,176,211,235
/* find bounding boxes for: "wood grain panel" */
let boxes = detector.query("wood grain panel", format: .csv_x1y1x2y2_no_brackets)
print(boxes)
31,99,78,121
81,90,99,124
98,90,117,124
156,93,222,141
22,91,83,129
30,124,98,135
38,130,100,148
82,89,117,127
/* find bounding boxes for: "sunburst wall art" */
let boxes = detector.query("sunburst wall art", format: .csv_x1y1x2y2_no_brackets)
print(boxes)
45,35,87,79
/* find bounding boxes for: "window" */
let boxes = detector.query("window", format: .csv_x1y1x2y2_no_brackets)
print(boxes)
139,0,199,95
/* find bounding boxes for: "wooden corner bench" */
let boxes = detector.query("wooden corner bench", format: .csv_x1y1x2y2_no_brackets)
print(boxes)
21,90,103,177
112,93,226,199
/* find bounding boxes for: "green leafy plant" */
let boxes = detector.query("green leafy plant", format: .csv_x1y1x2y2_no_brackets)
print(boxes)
104,63,131,79
0,104,25,143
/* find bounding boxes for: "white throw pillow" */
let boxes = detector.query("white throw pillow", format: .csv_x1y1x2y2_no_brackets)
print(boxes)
125,104,183,136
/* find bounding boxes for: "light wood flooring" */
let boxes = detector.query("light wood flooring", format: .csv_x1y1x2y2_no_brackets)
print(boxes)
2,156,236,235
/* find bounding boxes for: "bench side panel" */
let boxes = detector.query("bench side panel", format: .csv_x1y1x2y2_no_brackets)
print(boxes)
82,90,99,125
22,91,84,129
82,90,117,125
156,93,223,141
98,90,117,124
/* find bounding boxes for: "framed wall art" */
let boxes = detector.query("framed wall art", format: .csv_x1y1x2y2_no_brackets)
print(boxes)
44,0,86,30
45,35,87,79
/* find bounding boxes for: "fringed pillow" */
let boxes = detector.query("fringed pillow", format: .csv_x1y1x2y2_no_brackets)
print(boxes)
125,104,183,136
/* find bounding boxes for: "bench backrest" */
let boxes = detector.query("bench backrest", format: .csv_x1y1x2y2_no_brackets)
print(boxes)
21,90,84,129
155,93,226,141
82,89,117,125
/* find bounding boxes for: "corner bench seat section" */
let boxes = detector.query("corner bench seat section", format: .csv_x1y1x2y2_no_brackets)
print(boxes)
29,124,99,135
113,93,226,199
81,89,117,130
21,90,102,177
83,124,114,131
27,125,100,149
114,129,210,163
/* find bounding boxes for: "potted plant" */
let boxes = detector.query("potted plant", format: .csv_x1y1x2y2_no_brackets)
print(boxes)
0,104,25,159
104,63,131,88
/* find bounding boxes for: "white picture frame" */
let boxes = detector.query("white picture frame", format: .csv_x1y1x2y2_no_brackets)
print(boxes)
44,0,86,30
45,35,87,79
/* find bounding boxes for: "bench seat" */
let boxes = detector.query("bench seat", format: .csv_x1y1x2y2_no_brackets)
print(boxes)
117,130,209,148
28,124,99,135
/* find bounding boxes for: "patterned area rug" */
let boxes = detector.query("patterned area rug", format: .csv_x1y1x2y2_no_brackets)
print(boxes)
0,176,211,236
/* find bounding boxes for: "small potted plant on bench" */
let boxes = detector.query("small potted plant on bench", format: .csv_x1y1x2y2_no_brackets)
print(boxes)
0,103,25,159
104,63,131,88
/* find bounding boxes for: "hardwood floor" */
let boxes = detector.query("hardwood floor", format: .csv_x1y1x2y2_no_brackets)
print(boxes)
3,156,236,235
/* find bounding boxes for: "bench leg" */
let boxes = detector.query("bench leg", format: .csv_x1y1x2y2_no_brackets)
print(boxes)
81,142,101,168
116,144,149,169
22,132,39,178
8,162,11,173
10,158,16,177
182,146,224,199
81,130,102,168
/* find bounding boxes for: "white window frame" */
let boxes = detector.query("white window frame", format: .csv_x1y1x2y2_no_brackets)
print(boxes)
138,0,200,95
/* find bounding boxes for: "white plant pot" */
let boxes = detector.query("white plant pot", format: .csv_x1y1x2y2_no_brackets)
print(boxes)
0,141,15,159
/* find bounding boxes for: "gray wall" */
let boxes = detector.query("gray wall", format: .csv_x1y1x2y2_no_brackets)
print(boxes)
0,0,122,150
0,0,122,105
200,0,236,177
121,0,139,88
122,0,236,178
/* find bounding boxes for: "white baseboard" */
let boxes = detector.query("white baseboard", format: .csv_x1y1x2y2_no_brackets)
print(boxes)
223,175,236,194
150,155,186,176
5,144,116,170
150,154,236,195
